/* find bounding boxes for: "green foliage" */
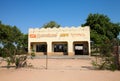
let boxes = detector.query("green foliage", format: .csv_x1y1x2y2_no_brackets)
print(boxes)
6,58,12,68
91,60,98,69
17,34,28,54
6,55,27,68
83,14,120,70
31,49,35,59
92,39,120,71
82,13,120,45
0,21,28,68
42,21,60,28
15,55,27,68
100,40,112,57
0,21,28,57
92,56,118,71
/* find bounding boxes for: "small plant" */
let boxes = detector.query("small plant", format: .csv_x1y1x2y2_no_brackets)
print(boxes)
6,55,16,68
31,49,35,59
91,60,98,69
6,58,12,68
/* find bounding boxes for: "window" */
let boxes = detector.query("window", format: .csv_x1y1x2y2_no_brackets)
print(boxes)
36,44,47,52
53,44,67,52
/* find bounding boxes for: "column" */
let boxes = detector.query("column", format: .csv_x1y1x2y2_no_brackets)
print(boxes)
47,41,52,56
68,41,74,56
88,41,91,56
28,41,31,54
33,43,36,52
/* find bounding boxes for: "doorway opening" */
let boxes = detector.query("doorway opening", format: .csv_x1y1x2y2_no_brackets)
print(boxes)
36,42,47,55
74,42,89,55
74,44,83,55
52,42,68,55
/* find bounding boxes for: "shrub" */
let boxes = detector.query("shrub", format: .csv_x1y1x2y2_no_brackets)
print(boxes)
92,40,120,71
15,55,27,68
6,55,27,68
31,49,35,59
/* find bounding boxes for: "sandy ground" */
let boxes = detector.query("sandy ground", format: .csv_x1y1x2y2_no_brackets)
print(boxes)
0,58,120,81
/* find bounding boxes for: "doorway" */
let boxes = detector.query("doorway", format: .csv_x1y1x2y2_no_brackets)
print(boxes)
36,43,47,55
73,41,89,55
74,44,83,55
52,42,68,55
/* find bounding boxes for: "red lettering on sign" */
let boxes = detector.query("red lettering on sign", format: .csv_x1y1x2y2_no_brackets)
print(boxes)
30,34,36,38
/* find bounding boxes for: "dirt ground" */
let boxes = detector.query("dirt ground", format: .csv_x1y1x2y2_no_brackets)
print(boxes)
0,58,120,81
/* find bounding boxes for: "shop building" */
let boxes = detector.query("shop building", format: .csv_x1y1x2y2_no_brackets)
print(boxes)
28,26,90,56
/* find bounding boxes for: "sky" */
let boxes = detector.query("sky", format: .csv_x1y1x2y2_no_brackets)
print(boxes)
0,0,120,34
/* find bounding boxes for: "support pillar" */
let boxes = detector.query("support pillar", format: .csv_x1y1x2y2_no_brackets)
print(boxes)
88,41,91,56
68,41,74,56
28,41,31,54
33,43,36,52
47,42,52,56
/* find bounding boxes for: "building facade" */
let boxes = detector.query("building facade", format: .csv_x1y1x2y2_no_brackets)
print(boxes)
28,26,90,56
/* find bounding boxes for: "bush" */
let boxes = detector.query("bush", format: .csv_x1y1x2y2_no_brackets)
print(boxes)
31,49,35,59
15,55,27,68
92,41,120,71
6,55,27,68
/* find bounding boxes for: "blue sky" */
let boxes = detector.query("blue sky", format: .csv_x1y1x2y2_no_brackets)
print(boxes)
0,0,120,34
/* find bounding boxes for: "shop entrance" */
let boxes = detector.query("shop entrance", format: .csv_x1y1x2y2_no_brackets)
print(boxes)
74,42,89,55
52,42,68,55
74,44,83,55
36,42,47,55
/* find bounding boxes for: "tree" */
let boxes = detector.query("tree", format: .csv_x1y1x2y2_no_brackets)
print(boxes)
42,21,60,28
0,21,27,68
18,34,28,53
82,13,120,44
83,13,120,70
